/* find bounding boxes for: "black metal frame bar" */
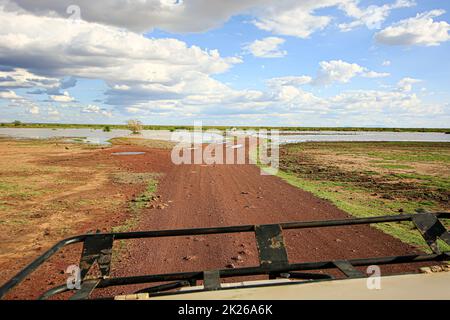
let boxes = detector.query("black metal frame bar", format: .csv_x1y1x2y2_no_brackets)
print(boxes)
0,211,449,300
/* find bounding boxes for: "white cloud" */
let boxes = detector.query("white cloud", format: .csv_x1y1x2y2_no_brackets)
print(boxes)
266,60,389,88
0,2,445,127
310,60,389,85
126,107,142,114
266,76,313,87
28,105,39,114
49,91,75,103
82,104,112,117
375,10,450,46
0,89,21,99
0,67,60,89
328,89,441,115
4,0,414,38
382,60,391,66
397,77,421,92
314,60,365,85
253,3,333,38
363,71,390,78
48,109,60,116
0,7,242,109
244,37,287,58
338,0,415,31
3,0,259,33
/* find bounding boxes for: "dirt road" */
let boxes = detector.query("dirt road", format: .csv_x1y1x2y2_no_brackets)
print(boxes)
104,143,425,296
1,140,428,299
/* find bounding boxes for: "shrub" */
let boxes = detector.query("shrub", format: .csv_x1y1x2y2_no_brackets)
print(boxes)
127,119,143,134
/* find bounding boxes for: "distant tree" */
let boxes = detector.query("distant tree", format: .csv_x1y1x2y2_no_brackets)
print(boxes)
127,119,143,134
103,125,111,132
13,120,22,126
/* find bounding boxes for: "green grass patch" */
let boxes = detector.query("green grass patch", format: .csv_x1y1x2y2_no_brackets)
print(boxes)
274,170,449,252
376,164,413,170
130,179,159,212
256,141,450,252
110,175,160,263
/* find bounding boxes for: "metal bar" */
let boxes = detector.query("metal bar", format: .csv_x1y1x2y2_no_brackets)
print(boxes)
95,252,448,289
287,272,334,280
69,280,100,300
134,281,191,294
1,212,448,299
333,260,365,278
0,235,85,299
90,213,421,241
203,270,221,291
38,285,70,300
255,224,289,268
412,213,450,254
79,234,114,279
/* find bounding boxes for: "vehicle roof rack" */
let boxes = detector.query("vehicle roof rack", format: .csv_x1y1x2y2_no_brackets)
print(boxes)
1,211,449,300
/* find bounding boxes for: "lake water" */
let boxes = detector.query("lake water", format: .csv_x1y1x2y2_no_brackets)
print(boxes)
0,128,226,145
256,131,450,143
0,128,449,144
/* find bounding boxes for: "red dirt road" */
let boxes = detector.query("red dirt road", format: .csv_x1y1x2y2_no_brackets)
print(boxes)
104,144,425,296
1,142,429,299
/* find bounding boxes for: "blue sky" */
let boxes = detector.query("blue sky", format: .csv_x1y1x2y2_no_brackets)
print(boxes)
0,0,449,127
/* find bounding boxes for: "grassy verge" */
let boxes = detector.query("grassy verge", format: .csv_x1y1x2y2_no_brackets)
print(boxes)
110,173,160,261
110,137,175,149
256,141,450,252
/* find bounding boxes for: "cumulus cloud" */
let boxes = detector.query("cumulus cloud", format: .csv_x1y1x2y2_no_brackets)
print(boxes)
0,1,444,126
82,104,113,117
3,0,262,33
0,67,60,89
0,89,21,99
244,37,287,58
252,2,333,38
375,10,450,46
338,0,415,31
0,7,242,110
49,91,75,103
28,105,39,114
363,71,391,78
266,60,389,88
397,77,421,92
266,76,313,87
311,60,389,85
314,60,365,85
3,0,414,38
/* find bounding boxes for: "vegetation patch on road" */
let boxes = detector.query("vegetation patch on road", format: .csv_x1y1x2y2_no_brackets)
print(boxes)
110,172,161,263
111,172,161,233
110,137,176,149
275,142,450,252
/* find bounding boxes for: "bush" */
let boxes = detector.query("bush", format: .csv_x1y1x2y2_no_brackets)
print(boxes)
103,126,111,132
127,119,143,134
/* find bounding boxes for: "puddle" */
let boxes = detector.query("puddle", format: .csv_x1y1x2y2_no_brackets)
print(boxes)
111,152,146,156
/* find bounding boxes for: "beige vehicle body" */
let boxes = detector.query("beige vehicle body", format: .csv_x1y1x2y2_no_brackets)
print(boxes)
116,267,450,300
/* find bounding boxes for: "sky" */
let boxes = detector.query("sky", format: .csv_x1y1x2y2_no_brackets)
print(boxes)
0,0,449,127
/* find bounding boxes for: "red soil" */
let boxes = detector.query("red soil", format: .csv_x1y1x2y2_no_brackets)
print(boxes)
2,142,432,299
